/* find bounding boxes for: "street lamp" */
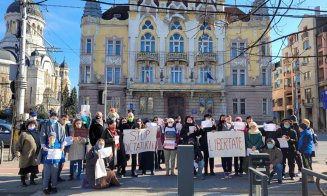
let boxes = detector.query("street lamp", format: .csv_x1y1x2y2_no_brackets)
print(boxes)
104,67,113,121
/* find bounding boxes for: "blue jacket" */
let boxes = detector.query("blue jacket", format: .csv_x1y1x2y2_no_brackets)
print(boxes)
298,129,314,155
41,140,65,164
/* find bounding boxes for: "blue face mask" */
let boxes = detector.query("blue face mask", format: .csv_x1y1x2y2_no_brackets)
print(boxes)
284,125,290,129
50,119,57,124
267,143,274,149
98,145,104,150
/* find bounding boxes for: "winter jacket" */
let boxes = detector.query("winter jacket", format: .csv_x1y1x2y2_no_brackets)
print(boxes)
298,128,314,155
275,126,297,151
89,120,107,146
15,130,40,168
245,129,263,150
199,125,216,150
163,126,179,150
180,123,200,145
40,121,65,148
261,146,283,167
41,140,64,164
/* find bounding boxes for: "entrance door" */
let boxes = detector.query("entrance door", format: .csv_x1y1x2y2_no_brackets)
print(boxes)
168,97,185,119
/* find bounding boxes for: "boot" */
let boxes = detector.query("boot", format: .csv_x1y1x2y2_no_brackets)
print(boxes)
30,174,37,185
21,175,28,187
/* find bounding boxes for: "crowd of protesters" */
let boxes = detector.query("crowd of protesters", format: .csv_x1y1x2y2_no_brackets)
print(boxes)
14,108,318,194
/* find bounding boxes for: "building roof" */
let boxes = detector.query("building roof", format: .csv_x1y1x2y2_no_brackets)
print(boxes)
83,0,102,18
6,0,44,19
102,6,129,20
225,7,250,23
0,49,16,65
137,0,159,6
60,59,68,68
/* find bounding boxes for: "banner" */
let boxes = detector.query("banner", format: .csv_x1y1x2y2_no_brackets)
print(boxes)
207,131,246,158
74,128,89,138
123,126,157,154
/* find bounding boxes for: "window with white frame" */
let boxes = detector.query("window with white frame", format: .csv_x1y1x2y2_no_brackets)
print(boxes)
231,42,246,58
86,38,92,54
85,65,91,83
200,67,213,84
261,42,268,56
233,98,246,114
170,33,184,53
107,40,121,56
142,20,154,30
263,98,268,115
304,71,311,81
232,69,238,85
171,66,182,83
303,40,310,50
232,69,245,86
198,34,213,53
240,99,246,114
140,97,154,113
83,96,90,105
106,67,121,85
240,69,245,86
262,68,267,85
141,33,155,52
233,98,238,114
170,21,182,30
141,66,153,83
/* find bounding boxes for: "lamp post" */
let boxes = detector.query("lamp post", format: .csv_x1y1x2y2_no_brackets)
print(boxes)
104,67,113,121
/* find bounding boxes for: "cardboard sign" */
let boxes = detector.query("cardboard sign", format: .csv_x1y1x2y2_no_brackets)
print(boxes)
234,122,246,131
189,126,195,134
201,120,213,128
163,140,176,150
95,159,107,180
98,147,113,159
123,126,157,154
81,105,90,116
207,131,246,158
47,149,62,160
277,138,289,148
74,128,89,138
264,124,277,132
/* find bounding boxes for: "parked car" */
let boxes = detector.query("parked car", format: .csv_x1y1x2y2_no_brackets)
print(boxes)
0,119,10,124
0,123,12,147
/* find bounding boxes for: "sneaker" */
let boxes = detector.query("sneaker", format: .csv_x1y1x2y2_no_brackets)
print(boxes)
297,172,302,178
278,180,283,184
224,172,229,179
51,187,58,193
43,189,51,195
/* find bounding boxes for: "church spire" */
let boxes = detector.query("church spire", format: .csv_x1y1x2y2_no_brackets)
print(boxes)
83,0,102,18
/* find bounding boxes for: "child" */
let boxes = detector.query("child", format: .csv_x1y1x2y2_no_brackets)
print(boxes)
68,119,88,180
188,138,205,180
41,132,64,194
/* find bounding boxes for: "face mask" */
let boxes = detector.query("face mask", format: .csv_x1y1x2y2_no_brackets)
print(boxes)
98,145,104,149
284,125,290,129
50,119,57,124
28,125,36,131
267,143,274,149
30,117,37,120
127,118,133,123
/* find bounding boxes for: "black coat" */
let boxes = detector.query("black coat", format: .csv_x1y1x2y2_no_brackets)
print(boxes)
180,123,200,144
199,125,216,151
275,127,297,151
89,120,106,146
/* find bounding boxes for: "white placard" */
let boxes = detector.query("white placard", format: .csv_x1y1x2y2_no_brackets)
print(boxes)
123,126,157,154
98,147,113,159
163,140,176,150
95,159,107,180
264,124,277,132
64,136,73,146
201,120,213,128
234,122,246,131
114,135,120,145
81,105,90,116
47,149,62,160
247,148,260,156
277,138,289,148
207,131,246,158
176,123,182,132
189,126,195,134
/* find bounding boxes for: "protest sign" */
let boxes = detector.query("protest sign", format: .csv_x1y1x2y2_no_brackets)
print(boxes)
74,128,89,138
95,159,107,179
98,147,113,159
207,131,245,158
163,140,176,150
201,120,213,128
64,136,73,146
277,138,289,148
234,122,246,131
264,124,277,132
189,126,195,134
123,126,157,154
81,105,90,116
47,149,62,159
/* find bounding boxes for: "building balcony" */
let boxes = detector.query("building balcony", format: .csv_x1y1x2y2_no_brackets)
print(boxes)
128,82,224,92
80,54,92,65
137,52,159,62
105,55,122,65
273,106,284,112
166,52,188,62
195,52,217,63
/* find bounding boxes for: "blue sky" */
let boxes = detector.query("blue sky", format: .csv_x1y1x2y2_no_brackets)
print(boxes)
0,0,325,90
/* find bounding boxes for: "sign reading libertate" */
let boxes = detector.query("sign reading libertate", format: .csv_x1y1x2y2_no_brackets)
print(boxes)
207,131,246,158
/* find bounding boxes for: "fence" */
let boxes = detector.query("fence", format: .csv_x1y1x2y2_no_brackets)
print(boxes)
302,168,327,196
248,167,269,196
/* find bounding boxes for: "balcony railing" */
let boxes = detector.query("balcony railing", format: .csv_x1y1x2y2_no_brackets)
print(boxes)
195,53,217,62
137,52,159,62
166,52,188,62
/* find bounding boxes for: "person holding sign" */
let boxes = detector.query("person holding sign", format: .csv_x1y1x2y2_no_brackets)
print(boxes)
233,117,246,176
68,119,88,181
199,114,216,176
163,118,179,176
83,139,120,189
275,118,297,180
180,116,200,145
101,120,120,170
41,132,64,195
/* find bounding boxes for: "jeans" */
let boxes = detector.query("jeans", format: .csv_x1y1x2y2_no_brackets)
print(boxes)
273,163,283,180
197,160,204,177
70,160,82,177
164,150,177,173
43,163,59,189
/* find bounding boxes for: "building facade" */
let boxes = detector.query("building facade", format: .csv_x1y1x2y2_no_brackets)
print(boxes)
0,0,70,113
79,0,273,122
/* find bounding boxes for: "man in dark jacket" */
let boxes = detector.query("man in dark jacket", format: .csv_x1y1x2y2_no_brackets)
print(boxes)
261,138,283,184
289,115,303,177
89,112,106,146
275,118,297,180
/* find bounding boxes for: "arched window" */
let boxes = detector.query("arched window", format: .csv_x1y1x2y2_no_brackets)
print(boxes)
169,33,184,53
171,21,182,30
200,22,211,31
32,23,36,35
198,34,213,53
170,66,182,83
141,33,155,52
142,20,154,30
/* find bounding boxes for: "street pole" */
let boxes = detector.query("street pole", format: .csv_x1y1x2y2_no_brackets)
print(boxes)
10,0,27,160
104,67,107,120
